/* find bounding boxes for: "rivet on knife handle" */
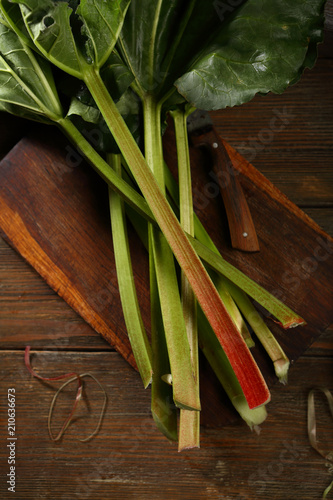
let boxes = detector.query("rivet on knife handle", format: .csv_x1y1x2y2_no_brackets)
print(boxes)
191,126,260,252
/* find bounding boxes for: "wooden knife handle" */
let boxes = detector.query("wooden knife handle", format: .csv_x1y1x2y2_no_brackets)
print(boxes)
191,127,260,252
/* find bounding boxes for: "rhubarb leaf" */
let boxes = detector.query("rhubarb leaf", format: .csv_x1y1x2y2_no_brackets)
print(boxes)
0,0,34,47
118,1,222,100
118,0,326,110
0,19,62,119
76,0,131,69
175,0,326,110
10,0,131,77
68,97,100,124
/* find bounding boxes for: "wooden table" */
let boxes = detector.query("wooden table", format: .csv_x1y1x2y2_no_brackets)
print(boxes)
0,8,332,500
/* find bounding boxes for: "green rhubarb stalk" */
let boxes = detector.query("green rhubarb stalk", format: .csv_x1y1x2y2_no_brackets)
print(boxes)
223,279,290,384
171,107,200,450
149,236,178,441
124,199,178,438
60,116,300,378
64,103,294,409
83,69,270,410
142,94,200,411
60,116,295,352
107,153,153,388
60,118,300,345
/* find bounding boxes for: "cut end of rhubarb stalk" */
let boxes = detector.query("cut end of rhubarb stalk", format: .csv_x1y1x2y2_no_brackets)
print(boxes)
178,443,200,453
232,395,268,429
152,411,178,443
143,375,153,389
275,317,307,329
161,373,173,386
210,314,271,409
274,358,290,385
151,400,178,443
178,410,200,452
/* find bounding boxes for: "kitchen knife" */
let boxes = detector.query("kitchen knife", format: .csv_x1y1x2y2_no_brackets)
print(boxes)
187,109,260,252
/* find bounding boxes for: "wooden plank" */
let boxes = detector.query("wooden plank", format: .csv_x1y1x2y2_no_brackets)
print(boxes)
0,350,332,500
235,154,333,206
0,133,149,369
302,208,333,235
210,57,333,206
0,236,110,351
305,326,333,356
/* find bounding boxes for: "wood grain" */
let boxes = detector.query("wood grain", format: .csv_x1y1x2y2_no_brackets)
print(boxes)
211,57,333,207
0,351,332,500
0,236,108,350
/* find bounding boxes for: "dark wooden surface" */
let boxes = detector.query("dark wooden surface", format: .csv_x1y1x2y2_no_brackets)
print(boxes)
0,6,333,499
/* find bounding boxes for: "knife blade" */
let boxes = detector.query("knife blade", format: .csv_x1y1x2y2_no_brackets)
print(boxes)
187,109,260,252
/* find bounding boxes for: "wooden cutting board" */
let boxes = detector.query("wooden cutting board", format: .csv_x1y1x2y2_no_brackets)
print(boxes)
0,124,332,426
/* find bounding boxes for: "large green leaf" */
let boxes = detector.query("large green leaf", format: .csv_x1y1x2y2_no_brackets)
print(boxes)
0,19,62,119
118,0,326,109
118,1,182,96
175,0,326,110
10,0,131,78
118,0,224,100
77,0,131,69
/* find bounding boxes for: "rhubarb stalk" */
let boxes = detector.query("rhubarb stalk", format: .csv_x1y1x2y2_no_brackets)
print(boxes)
107,153,153,388
171,107,200,450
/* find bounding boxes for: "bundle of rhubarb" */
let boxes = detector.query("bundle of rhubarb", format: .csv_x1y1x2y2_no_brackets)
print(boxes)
0,0,327,450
